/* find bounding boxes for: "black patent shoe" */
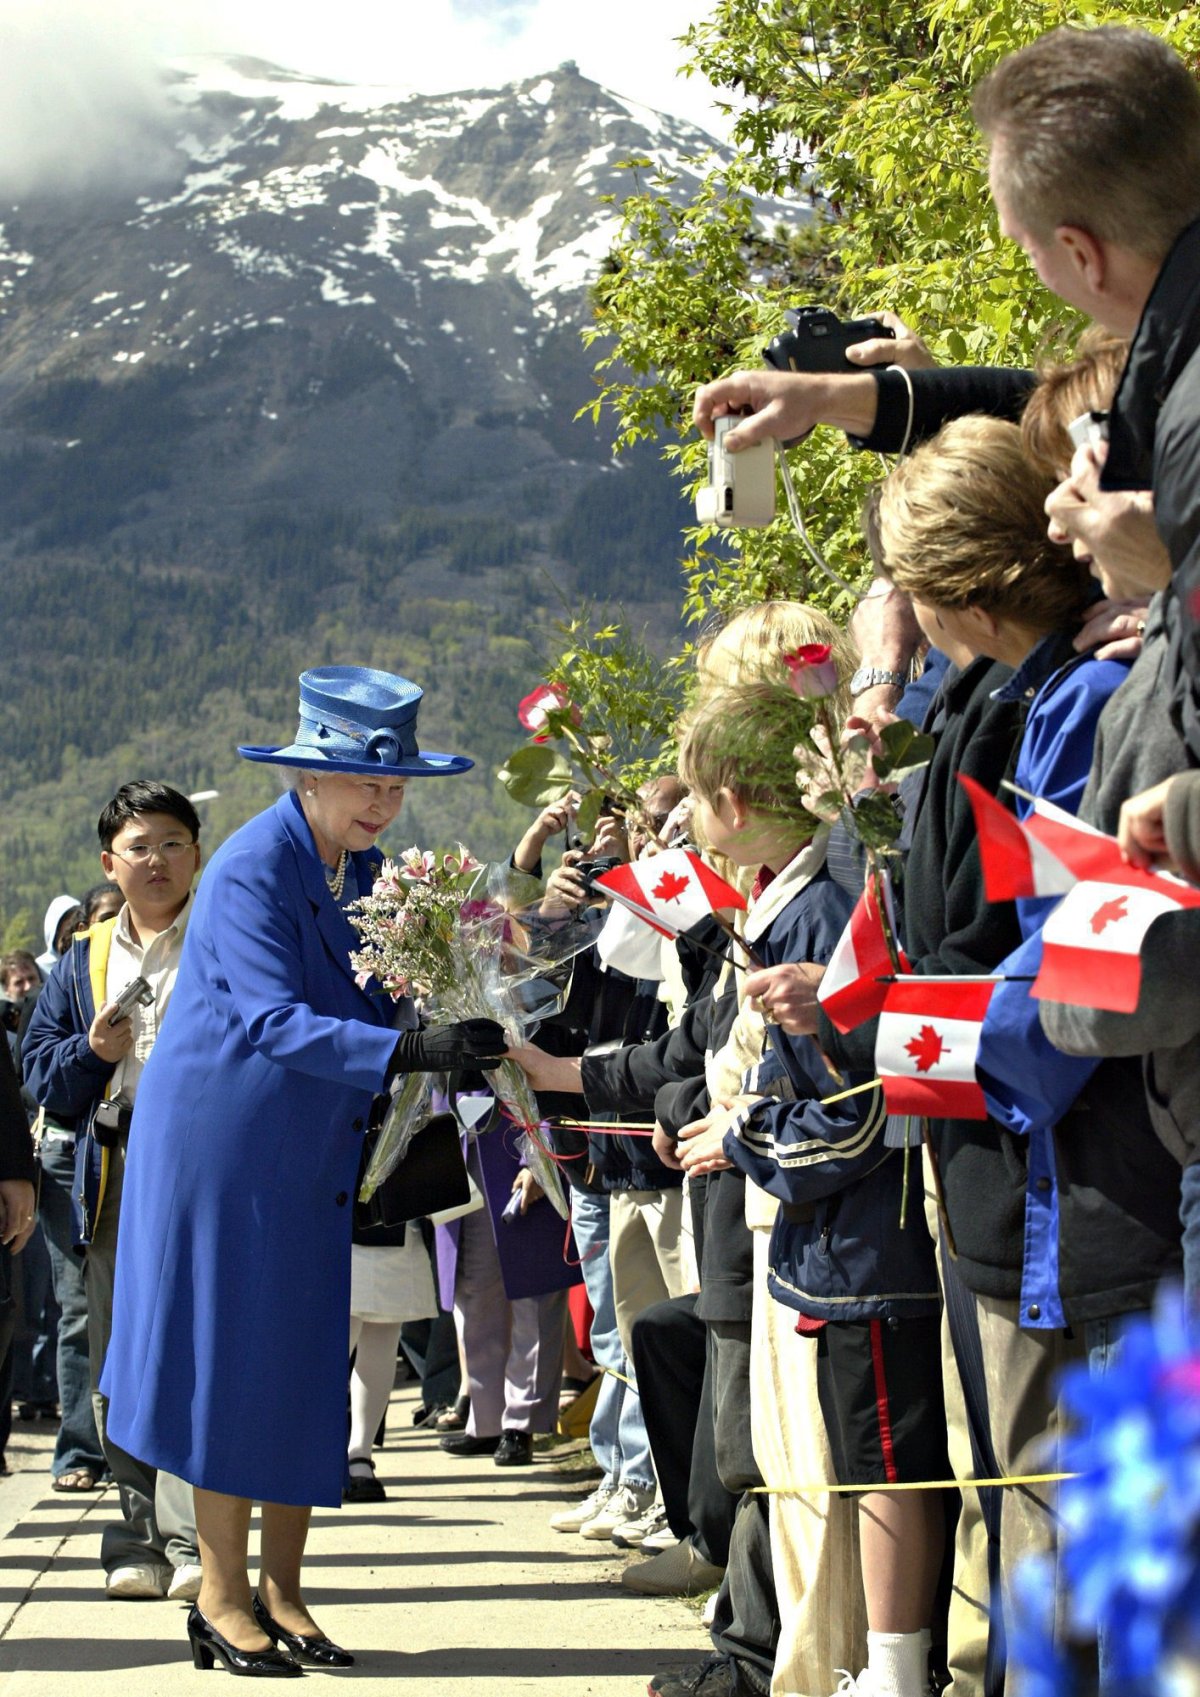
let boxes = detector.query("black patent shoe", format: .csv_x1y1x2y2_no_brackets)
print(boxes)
253,1594,355,1668
187,1605,302,1677
342,1458,386,1503
493,1430,533,1467
439,1431,500,1456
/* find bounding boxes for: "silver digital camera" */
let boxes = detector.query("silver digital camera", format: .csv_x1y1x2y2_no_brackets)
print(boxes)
695,415,776,529
108,975,154,1027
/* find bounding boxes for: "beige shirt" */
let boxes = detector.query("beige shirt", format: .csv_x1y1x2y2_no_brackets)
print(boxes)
106,893,192,1106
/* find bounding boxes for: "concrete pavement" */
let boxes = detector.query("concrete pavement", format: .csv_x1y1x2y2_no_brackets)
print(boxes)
0,1388,708,1695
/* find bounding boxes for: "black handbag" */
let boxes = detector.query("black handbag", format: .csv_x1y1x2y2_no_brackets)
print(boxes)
353,1110,470,1245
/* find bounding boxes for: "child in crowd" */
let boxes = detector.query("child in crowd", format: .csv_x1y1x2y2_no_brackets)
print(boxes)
675,679,944,1697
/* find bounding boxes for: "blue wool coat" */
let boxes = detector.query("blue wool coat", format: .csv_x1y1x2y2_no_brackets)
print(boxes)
101,790,399,1509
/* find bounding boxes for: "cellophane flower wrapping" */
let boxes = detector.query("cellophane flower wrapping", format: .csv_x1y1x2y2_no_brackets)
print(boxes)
349,847,595,1218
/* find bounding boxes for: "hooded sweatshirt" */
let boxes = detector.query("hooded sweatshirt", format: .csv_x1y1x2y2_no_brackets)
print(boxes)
36,893,80,976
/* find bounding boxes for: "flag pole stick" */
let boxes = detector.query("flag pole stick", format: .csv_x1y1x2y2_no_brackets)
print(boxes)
818,1077,881,1106
599,889,759,972
874,973,1035,984
868,856,958,1256
712,912,765,971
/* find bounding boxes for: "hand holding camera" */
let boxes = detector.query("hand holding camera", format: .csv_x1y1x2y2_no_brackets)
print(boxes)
693,308,931,526
88,976,153,1062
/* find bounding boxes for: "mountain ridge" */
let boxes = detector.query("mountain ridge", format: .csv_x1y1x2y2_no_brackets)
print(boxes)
0,56,808,936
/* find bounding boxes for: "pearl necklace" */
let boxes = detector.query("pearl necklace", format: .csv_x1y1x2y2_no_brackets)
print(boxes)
326,850,349,902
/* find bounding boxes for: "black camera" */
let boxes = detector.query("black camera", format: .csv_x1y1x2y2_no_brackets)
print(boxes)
0,998,22,1034
763,306,894,376
575,855,622,893
91,1097,133,1147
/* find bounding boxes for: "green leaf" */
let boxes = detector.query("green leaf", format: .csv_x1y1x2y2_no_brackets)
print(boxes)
573,788,605,846
496,746,575,808
852,791,906,851
871,722,936,784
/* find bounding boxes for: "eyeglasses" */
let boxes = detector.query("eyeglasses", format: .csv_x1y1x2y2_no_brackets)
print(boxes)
110,839,196,865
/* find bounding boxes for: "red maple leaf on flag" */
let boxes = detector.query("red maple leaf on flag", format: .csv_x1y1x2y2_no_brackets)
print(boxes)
905,1024,948,1074
652,870,691,904
1090,894,1129,935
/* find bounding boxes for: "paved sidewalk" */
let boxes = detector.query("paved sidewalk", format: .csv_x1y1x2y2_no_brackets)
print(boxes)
0,1388,708,1694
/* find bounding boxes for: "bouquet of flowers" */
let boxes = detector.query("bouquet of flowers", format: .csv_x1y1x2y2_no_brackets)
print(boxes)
349,846,593,1220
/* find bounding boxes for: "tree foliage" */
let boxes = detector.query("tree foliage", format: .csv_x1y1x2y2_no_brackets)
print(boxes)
581,0,1200,630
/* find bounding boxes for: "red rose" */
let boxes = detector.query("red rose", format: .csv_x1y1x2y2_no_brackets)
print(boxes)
518,682,575,740
782,644,839,699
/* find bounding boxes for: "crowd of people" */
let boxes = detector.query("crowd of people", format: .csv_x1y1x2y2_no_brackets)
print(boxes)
0,18,1198,1697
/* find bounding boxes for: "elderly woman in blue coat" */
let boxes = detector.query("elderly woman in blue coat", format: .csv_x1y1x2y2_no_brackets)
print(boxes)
102,667,504,1678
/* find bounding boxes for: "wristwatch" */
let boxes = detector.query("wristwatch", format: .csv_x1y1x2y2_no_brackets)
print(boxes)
850,666,907,696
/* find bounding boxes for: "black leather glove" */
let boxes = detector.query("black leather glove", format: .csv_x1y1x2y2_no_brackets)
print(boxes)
388,1019,507,1078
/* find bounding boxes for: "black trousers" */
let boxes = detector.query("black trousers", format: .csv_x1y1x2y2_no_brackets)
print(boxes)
708,1318,778,1694
0,1244,16,1465
631,1293,737,1565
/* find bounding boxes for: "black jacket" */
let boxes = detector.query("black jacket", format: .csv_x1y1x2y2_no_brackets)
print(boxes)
0,1040,35,1185
535,936,671,1195
818,655,1032,1299
1103,215,1200,762
855,364,1036,453
583,953,757,1324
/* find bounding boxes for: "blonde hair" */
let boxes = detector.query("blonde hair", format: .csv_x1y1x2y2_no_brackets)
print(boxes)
1021,326,1129,479
678,680,840,839
876,416,1091,630
695,600,856,716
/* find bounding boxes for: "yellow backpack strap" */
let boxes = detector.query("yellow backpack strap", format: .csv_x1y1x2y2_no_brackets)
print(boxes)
84,916,118,1236
87,917,117,1019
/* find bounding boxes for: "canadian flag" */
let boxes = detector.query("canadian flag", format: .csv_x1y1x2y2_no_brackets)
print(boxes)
958,774,1128,900
1034,878,1200,1013
875,979,996,1120
958,774,1200,1012
818,868,910,1033
594,849,747,939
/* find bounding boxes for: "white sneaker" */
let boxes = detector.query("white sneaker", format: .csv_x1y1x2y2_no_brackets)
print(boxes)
579,1482,656,1541
549,1480,619,1534
106,1563,171,1600
611,1498,670,1549
829,1673,871,1696
640,1518,680,1555
166,1563,203,1602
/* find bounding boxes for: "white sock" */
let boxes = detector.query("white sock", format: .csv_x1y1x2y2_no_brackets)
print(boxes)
865,1628,930,1696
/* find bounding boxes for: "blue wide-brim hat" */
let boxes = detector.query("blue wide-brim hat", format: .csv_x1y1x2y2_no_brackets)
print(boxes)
238,666,473,778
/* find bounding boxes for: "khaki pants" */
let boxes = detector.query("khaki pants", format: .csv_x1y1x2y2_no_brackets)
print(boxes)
609,1187,688,1359
87,1136,199,1574
748,1223,867,1697
925,1167,1082,1697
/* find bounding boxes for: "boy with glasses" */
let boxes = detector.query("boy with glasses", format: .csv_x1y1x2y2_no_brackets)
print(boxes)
24,781,204,1601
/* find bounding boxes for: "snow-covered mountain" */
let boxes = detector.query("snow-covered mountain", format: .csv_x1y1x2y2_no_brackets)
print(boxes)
0,58,810,911
0,57,754,528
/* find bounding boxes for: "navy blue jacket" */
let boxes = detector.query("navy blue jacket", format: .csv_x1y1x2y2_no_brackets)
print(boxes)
23,920,120,1244
724,865,939,1323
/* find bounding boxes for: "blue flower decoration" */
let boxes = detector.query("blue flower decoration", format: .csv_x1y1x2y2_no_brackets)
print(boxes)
1012,1286,1200,1689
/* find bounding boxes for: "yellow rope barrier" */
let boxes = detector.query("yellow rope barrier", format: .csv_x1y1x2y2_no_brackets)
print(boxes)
751,1472,1077,1495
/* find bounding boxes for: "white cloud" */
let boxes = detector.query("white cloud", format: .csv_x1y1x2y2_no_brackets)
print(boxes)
0,0,733,196
0,0,190,195
174,0,732,137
